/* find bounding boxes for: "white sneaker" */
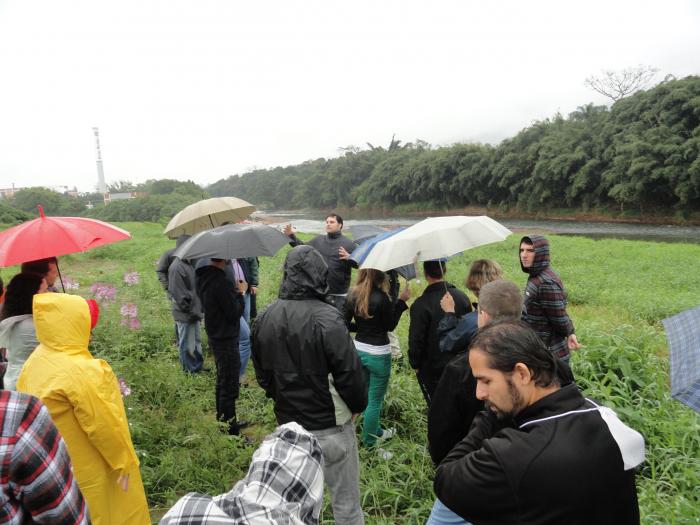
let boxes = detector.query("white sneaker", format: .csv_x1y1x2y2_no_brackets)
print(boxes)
379,427,397,441
377,447,394,460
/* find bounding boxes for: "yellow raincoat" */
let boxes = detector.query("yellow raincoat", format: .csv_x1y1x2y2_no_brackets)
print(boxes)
17,293,150,525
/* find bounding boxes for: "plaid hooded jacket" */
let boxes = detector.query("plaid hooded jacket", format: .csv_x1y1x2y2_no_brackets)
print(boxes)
520,235,575,358
159,422,325,525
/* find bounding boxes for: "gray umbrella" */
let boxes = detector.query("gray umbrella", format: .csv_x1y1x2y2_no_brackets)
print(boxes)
172,223,290,261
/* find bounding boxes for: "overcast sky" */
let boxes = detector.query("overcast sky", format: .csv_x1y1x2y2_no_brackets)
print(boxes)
1,0,698,193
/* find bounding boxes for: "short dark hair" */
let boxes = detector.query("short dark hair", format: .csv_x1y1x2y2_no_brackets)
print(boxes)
470,321,560,388
478,280,522,323
0,273,45,321
326,213,343,226
423,260,446,280
21,257,57,277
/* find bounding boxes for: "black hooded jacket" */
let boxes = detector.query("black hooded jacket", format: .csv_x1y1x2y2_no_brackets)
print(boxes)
251,246,367,430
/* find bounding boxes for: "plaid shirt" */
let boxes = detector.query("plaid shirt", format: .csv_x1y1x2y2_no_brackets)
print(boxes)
160,422,324,525
0,390,89,524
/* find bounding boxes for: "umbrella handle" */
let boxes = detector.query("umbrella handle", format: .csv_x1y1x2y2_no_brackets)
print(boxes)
56,260,66,293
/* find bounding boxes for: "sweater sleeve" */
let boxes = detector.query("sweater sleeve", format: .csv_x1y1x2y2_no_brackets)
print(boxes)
377,293,408,333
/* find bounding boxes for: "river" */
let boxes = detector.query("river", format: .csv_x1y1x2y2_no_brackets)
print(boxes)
256,210,700,244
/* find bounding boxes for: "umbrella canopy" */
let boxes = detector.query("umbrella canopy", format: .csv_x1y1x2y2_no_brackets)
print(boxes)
0,205,131,267
663,305,700,413
359,215,512,272
163,197,256,239
350,228,416,280
173,223,289,261
349,224,391,244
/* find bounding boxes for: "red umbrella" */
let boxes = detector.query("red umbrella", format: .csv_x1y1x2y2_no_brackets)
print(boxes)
0,205,131,267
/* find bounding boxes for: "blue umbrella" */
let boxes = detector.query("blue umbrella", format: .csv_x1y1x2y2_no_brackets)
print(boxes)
662,304,700,413
350,228,416,280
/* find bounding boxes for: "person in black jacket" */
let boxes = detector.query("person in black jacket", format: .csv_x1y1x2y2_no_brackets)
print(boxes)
426,279,523,525
434,321,644,525
283,214,356,311
344,269,410,453
251,245,368,525
196,258,247,436
409,260,470,406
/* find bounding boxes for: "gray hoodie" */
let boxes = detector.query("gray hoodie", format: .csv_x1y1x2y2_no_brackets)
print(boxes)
0,314,38,390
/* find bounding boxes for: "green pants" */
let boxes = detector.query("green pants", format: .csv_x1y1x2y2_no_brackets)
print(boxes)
358,351,392,447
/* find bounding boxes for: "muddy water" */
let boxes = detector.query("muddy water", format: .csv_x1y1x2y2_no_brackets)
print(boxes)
256,211,700,244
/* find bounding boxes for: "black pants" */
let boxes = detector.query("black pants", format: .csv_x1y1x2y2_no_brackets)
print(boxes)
210,337,241,435
416,370,440,407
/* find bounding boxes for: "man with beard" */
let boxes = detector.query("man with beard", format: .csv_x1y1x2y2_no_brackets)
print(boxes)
284,214,356,311
434,321,644,525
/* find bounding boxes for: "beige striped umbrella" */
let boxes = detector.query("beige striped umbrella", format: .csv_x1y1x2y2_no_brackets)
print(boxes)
163,197,256,239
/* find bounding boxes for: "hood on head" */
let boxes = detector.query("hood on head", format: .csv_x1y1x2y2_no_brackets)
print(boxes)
33,293,91,353
279,246,329,300
520,235,550,275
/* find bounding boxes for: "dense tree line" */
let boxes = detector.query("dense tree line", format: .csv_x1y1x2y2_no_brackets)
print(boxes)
208,76,700,215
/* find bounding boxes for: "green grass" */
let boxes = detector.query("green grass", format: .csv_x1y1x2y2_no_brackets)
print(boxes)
15,222,699,524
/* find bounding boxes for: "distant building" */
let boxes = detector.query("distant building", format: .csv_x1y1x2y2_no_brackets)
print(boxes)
103,192,144,204
0,186,23,199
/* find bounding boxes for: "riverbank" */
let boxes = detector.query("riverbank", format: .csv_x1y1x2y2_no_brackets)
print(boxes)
260,205,700,226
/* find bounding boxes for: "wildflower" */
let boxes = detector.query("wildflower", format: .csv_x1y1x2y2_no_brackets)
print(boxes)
90,283,117,303
123,271,140,286
120,303,138,318
118,378,132,397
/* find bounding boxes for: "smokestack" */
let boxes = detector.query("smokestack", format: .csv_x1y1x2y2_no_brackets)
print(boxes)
93,127,107,193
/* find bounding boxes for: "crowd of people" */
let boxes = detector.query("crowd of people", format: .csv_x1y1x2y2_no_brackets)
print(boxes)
0,213,646,524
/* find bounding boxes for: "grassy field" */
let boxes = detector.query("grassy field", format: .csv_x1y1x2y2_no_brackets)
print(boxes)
11,222,699,524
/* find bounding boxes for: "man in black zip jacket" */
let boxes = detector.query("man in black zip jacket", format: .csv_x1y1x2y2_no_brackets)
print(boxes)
252,246,367,525
409,260,470,405
434,321,643,525
196,258,247,436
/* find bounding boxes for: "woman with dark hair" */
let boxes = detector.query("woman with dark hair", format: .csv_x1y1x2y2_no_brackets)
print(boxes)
344,269,410,456
0,273,47,390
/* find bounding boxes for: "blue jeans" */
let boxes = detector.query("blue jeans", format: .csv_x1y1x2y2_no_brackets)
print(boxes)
243,293,251,323
312,421,364,525
239,317,251,381
176,321,204,373
426,498,471,525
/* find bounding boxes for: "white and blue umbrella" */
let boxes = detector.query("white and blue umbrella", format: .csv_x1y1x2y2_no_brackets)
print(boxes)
349,228,417,280
663,305,700,413
359,215,512,272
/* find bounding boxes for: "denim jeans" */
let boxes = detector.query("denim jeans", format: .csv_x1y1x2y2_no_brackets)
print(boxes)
175,321,203,373
358,351,391,447
239,317,251,381
312,421,364,525
426,498,472,525
210,337,241,435
243,292,251,324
